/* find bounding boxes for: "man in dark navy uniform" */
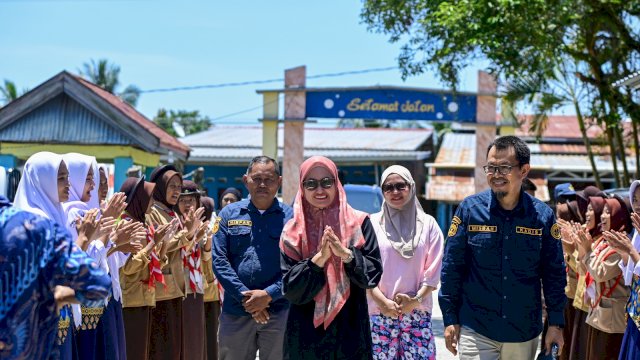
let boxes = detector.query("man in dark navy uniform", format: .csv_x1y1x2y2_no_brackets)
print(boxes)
439,136,566,359
212,156,293,360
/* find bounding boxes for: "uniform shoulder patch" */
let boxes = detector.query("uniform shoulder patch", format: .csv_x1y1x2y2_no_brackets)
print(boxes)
212,217,222,234
447,216,461,237
551,223,561,240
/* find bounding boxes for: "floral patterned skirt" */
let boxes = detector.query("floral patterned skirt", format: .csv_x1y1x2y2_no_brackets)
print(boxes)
370,309,436,360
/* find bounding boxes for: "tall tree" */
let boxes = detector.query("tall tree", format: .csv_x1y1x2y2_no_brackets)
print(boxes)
362,0,640,186
503,59,604,188
79,59,141,107
0,80,28,106
153,109,212,137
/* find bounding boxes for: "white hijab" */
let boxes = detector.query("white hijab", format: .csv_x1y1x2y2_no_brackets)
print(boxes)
13,152,66,226
62,153,100,238
378,165,427,258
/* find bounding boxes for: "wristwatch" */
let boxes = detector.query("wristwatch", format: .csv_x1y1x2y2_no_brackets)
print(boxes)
341,251,354,264
413,294,423,303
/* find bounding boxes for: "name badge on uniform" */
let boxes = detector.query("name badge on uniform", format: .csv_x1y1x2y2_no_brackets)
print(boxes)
467,225,497,232
228,219,252,227
516,226,542,236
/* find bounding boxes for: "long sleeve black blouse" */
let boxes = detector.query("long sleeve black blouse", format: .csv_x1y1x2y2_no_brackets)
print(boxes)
281,217,383,360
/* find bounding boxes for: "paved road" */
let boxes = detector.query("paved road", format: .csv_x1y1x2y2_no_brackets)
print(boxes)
431,294,543,360
255,294,538,359
254,294,457,359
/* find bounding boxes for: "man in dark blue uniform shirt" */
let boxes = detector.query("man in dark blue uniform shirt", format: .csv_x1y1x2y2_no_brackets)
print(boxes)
439,136,566,359
212,156,293,360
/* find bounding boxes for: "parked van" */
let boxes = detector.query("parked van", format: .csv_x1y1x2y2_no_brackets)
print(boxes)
343,184,383,215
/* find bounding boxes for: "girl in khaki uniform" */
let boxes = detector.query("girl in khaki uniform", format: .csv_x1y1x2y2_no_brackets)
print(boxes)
176,180,210,360
119,176,177,360
569,193,606,360
147,165,199,360
556,200,581,360
582,196,631,359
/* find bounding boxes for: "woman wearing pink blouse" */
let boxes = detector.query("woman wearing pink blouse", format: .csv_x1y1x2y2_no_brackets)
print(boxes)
367,165,444,360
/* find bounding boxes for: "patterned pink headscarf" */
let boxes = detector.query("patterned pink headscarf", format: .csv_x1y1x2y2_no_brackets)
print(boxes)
280,156,368,329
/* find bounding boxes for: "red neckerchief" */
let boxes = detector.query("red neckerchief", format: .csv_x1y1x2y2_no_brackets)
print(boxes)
121,213,165,289
585,237,622,308
153,204,202,293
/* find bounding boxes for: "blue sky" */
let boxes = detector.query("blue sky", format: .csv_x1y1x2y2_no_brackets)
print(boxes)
1,0,487,127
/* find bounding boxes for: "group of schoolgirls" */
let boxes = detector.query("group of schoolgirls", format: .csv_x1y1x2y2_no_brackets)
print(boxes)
554,183,640,360
13,151,224,360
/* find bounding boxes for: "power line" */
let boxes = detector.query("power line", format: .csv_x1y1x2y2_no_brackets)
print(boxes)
140,66,397,94
211,94,281,122
141,78,283,94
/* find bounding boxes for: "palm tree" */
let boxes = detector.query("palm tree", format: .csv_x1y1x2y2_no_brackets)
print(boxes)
0,79,28,106
79,59,141,107
502,60,604,188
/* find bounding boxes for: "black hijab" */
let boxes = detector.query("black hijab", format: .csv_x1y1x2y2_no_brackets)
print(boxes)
150,165,182,208
120,176,155,222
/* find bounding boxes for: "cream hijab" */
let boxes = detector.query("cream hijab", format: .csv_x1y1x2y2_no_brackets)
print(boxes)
378,165,427,258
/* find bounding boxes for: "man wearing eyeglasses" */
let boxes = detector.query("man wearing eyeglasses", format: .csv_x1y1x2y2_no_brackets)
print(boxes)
212,155,293,360
439,136,567,360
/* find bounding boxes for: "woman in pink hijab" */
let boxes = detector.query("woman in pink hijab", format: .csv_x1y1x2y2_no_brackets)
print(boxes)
280,156,383,359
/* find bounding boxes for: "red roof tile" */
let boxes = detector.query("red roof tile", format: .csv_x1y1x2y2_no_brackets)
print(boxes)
511,115,604,139
74,75,190,156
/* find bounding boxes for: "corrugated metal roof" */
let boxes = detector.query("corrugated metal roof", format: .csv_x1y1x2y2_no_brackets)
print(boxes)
189,147,429,163
429,132,634,171
530,154,636,171
0,93,131,144
613,71,640,88
0,71,190,158
183,126,433,163
182,126,432,151
75,75,190,156
432,132,475,166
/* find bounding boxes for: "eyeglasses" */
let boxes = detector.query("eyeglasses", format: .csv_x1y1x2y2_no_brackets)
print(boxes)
482,164,520,176
303,177,335,191
250,177,276,186
382,182,409,193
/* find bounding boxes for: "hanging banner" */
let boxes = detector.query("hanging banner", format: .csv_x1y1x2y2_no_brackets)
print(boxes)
305,88,477,122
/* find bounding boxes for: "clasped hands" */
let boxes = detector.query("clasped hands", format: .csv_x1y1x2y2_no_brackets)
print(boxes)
377,293,421,318
241,289,272,325
311,225,353,267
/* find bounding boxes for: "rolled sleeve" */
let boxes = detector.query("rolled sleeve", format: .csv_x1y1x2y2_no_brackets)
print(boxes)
620,257,640,285
264,282,283,301
86,240,108,271
201,248,212,262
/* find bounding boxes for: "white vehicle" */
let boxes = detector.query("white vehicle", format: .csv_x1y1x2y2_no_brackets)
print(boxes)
0,166,21,201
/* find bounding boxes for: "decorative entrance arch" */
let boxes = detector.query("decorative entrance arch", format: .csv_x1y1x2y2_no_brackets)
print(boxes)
257,67,497,204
